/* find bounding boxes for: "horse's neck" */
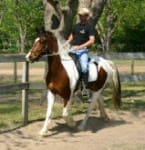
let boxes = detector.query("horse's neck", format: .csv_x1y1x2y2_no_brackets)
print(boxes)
47,55,63,73
47,39,72,73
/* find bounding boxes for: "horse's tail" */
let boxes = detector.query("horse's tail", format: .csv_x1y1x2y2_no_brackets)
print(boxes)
108,61,121,109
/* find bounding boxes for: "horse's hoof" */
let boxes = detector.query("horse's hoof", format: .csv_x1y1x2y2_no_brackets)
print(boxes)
104,116,110,121
100,115,109,121
77,125,85,131
64,116,76,128
39,131,49,137
67,121,76,128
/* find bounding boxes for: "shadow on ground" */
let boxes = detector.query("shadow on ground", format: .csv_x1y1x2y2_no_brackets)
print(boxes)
46,116,127,137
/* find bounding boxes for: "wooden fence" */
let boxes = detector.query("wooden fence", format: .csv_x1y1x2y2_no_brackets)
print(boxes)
0,52,145,125
101,52,145,82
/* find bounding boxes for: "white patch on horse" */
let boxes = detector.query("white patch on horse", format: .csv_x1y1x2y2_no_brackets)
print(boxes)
39,90,55,136
97,57,114,82
61,59,79,93
57,40,79,93
88,62,98,82
35,37,40,43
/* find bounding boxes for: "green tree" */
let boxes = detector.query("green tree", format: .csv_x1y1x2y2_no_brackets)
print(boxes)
96,0,129,52
0,0,44,53
14,0,44,53
96,0,145,52
112,0,145,52
43,0,107,41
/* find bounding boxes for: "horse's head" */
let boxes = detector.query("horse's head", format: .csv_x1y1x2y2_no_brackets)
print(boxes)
26,27,58,62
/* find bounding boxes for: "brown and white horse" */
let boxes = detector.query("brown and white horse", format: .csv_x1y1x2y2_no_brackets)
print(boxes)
26,29,121,136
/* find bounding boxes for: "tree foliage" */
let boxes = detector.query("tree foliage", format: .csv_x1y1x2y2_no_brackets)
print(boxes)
111,0,145,52
0,0,43,53
0,0,145,53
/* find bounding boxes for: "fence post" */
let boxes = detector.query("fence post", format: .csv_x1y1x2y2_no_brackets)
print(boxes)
13,61,17,83
131,59,135,75
22,61,29,125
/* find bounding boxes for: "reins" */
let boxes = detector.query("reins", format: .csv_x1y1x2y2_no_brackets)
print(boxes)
44,50,73,61
45,52,60,57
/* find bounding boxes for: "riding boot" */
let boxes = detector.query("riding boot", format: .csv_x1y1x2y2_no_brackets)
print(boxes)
81,72,90,99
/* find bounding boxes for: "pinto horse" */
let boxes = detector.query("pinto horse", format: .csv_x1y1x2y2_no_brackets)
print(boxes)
26,29,121,136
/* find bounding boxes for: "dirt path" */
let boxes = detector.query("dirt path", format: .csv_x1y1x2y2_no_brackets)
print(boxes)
0,109,145,150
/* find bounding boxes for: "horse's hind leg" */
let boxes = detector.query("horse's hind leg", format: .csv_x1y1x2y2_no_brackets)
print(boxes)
39,90,55,136
97,95,109,120
62,98,76,128
78,91,101,131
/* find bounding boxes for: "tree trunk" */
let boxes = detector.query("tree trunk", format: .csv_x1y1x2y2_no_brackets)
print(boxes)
19,26,26,53
106,10,111,52
43,0,107,40
96,0,118,52
0,12,4,25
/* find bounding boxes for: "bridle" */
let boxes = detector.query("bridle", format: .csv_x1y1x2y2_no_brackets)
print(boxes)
31,36,72,59
45,52,60,57
44,50,73,61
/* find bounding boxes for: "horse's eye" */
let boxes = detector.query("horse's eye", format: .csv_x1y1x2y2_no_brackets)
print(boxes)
40,39,46,44
39,36,47,44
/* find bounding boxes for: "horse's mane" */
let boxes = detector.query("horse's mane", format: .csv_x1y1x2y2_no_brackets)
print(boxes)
36,26,54,37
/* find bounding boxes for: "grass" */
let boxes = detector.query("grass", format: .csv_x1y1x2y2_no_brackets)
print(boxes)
0,101,22,130
0,81,145,132
103,81,145,111
0,97,88,131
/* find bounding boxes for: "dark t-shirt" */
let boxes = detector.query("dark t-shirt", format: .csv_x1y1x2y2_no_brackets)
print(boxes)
71,22,95,46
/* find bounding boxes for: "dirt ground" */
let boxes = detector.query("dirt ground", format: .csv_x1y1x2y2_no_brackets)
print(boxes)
0,62,145,150
0,109,145,150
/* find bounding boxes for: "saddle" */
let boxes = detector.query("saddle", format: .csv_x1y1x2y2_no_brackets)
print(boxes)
68,52,98,82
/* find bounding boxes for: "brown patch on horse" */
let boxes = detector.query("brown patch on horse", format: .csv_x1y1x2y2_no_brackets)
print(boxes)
88,67,107,91
46,56,71,107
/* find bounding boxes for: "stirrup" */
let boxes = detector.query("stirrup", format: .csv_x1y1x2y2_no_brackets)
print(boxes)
81,81,90,99
81,88,90,99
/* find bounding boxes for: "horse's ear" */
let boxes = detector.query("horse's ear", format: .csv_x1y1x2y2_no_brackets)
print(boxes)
35,27,45,34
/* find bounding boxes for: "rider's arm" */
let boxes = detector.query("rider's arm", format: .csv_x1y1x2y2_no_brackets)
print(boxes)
74,35,95,50
67,33,74,44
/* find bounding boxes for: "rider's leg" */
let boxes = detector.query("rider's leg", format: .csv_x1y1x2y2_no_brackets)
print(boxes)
79,51,88,72
79,51,90,98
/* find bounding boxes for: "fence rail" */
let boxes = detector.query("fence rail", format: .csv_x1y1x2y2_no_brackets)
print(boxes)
0,52,145,125
0,83,29,93
101,52,145,60
0,54,46,62
1,52,145,62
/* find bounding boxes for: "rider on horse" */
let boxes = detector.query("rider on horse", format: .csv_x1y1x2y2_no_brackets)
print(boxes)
67,8,96,97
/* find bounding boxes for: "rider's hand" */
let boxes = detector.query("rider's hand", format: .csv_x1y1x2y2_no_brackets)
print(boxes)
73,45,81,50
62,41,70,50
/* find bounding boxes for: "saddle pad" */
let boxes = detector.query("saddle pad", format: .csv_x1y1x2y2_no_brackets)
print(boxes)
88,62,98,82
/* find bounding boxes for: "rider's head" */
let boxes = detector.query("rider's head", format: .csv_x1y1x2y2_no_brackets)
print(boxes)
78,8,90,23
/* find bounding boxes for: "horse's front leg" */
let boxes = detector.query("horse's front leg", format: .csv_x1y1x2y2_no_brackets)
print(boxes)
39,89,55,136
62,98,76,128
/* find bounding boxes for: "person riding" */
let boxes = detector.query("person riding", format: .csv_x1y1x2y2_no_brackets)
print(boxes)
67,8,96,97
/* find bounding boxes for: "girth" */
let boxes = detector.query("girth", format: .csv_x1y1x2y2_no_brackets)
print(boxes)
68,52,98,76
